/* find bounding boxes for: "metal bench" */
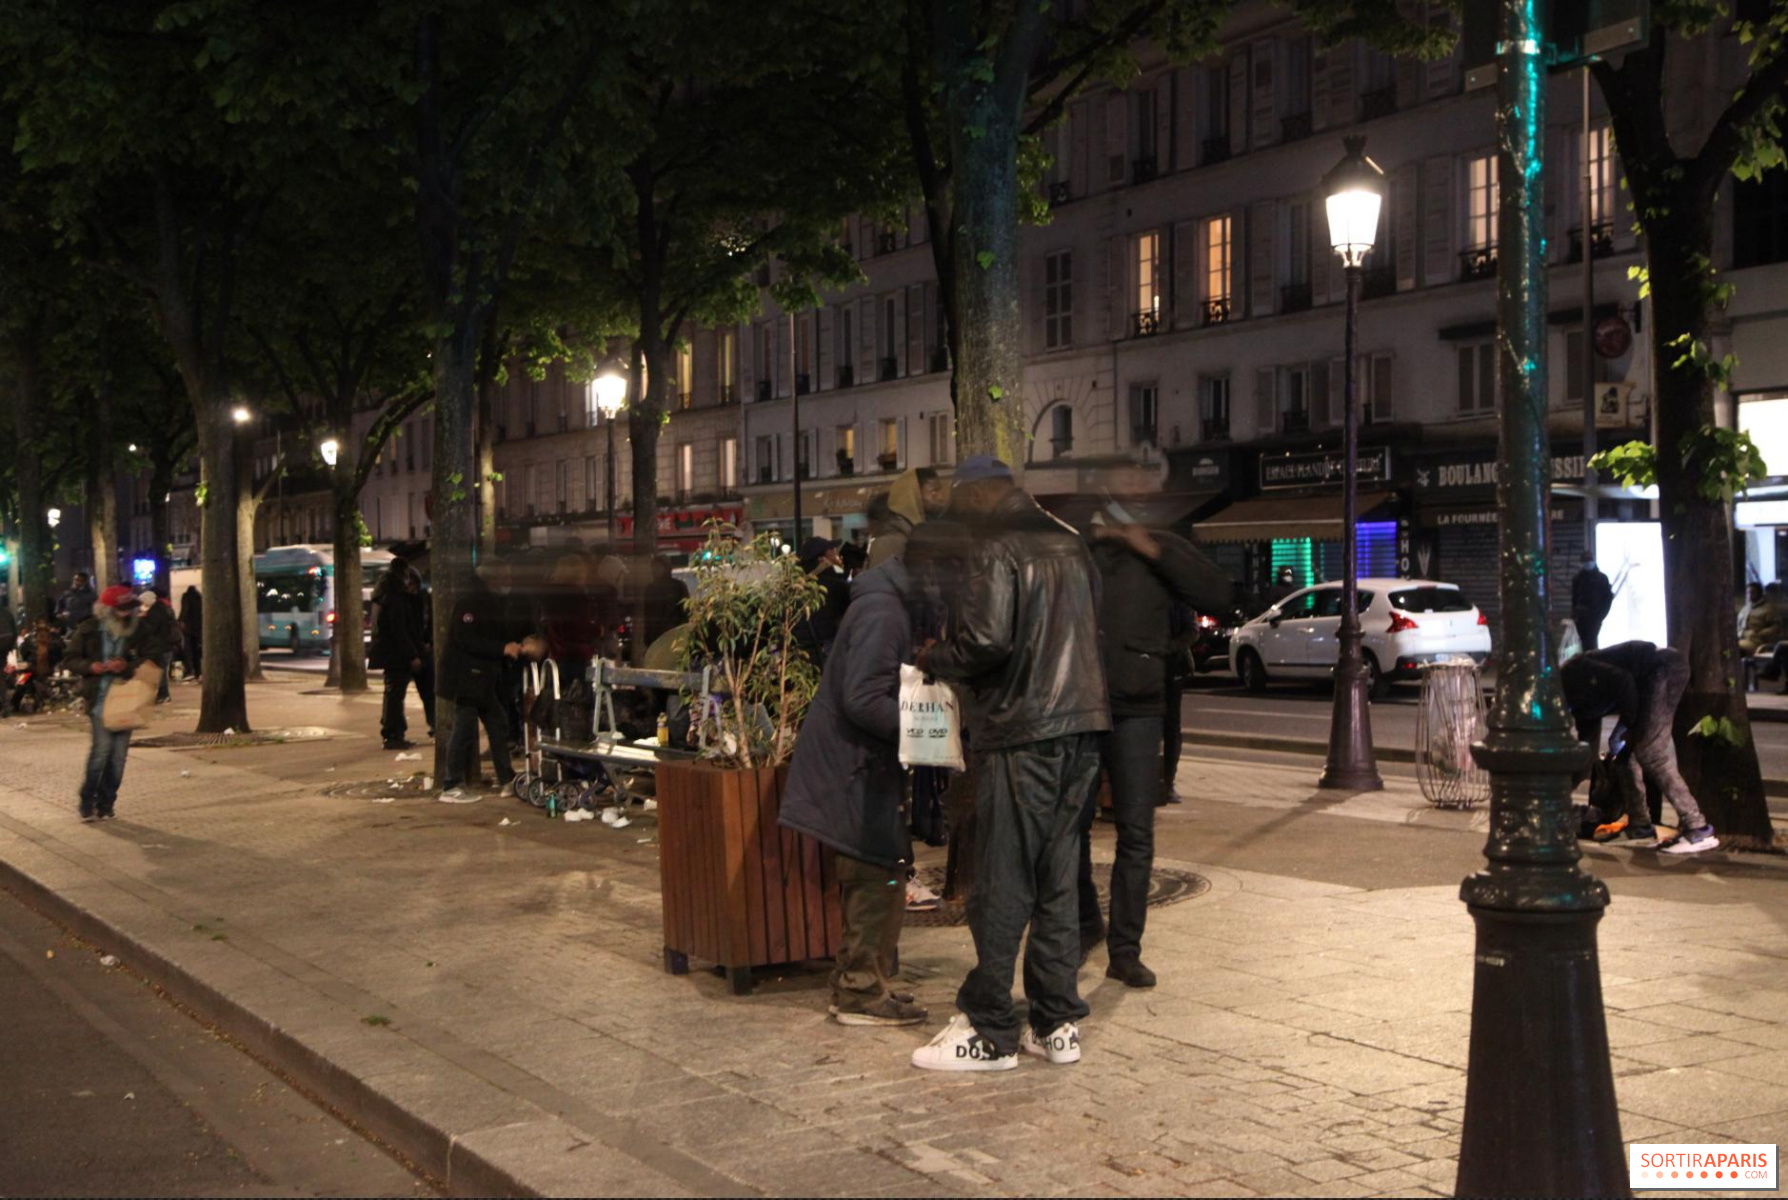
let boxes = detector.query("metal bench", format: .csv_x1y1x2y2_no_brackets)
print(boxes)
534,660,730,807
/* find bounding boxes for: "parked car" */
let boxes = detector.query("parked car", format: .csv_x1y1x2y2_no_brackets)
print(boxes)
1229,579,1490,698
1189,607,1247,674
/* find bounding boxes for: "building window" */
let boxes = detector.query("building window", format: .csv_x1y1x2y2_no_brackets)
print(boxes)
1130,382,1160,446
1134,231,1161,334
1044,250,1073,349
1200,375,1230,439
676,344,693,410
794,314,812,394
1583,124,1614,230
1133,86,1158,178
1458,342,1497,414
720,437,738,491
877,418,900,471
1202,215,1232,324
757,324,774,400
1466,153,1498,251
755,435,777,484
556,460,569,513
1282,37,1312,134
1280,366,1310,433
585,455,599,508
404,423,416,471
719,328,738,403
1362,353,1394,424
836,425,856,476
1735,171,1788,270
797,430,813,480
835,305,854,386
905,286,924,376
677,443,694,494
928,413,953,465
1050,405,1074,458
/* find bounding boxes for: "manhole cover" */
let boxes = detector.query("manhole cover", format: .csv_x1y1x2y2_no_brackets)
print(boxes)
133,726,340,749
904,860,1210,928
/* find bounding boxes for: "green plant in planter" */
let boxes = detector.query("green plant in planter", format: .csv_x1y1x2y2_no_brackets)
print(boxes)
677,529,825,768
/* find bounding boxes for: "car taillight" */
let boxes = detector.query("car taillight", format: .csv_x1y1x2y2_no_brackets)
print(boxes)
1477,610,1489,626
1387,612,1418,633
1196,614,1218,629
325,610,337,624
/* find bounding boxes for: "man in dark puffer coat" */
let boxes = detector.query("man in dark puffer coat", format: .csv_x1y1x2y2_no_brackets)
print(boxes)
780,559,928,1028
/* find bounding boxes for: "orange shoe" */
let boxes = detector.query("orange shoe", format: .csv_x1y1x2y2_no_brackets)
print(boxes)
1592,813,1629,842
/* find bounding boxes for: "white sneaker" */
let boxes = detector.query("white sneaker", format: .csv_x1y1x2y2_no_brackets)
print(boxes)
1659,826,1720,855
905,880,942,913
1021,1022,1082,1065
910,1014,1018,1072
437,788,480,804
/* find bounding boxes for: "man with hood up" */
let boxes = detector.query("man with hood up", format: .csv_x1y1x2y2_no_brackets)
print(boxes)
868,467,949,569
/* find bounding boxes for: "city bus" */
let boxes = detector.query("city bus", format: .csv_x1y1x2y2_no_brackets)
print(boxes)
252,545,395,653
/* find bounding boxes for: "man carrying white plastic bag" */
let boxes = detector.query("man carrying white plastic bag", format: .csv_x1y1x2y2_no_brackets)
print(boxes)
780,557,930,1028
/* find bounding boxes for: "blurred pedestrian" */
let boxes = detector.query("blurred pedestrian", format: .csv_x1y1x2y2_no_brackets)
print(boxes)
66,586,172,820
795,536,850,666
439,563,538,800
911,456,1109,1073
56,572,96,634
138,590,177,703
373,560,435,749
641,555,689,649
1570,553,1615,652
177,584,203,681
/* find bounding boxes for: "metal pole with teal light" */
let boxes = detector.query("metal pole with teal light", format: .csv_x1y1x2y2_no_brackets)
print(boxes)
1455,0,1626,1193
1318,136,1384,793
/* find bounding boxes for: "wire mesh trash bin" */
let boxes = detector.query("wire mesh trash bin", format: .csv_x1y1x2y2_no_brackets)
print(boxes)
1416,659,1489,809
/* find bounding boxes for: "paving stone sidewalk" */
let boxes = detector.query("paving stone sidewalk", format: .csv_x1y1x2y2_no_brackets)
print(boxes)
1,677,1786,1197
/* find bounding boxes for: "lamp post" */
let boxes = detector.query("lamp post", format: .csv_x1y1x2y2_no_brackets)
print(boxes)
1318,136,1384,793
319,438,340,468
1454,3,1625,1194
591,371,628,550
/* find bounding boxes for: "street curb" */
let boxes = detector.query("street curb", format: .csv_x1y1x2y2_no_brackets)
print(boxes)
0,856,546,1198
1183,729,1788,799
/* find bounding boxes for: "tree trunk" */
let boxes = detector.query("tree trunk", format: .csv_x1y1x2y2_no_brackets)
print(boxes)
330,484,369,694
85,390,117,589
10,335,54,622
476,330,499,562
195,407,250,733
237,478,263,682
945,104,1026,466
430,329,482,785
1650,216,1773,844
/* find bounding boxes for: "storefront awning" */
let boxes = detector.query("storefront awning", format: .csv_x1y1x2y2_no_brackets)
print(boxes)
1037,490,1224,530
1189,490,1397,544
746,483,886,522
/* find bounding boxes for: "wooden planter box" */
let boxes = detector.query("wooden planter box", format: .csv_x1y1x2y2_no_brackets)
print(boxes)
655,760,843,995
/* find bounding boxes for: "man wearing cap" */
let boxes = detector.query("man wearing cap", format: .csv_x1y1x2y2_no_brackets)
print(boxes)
910,456,1110,1073
795,535,851,666
65,586,175,819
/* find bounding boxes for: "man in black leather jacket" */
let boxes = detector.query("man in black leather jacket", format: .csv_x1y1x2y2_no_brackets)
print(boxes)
1079,514,1231,988
911,457,1110,1073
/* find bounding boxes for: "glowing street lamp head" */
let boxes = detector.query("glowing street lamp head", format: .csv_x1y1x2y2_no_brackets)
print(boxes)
47,507,61,528
231,405,252,425
319,438,340,467
591,372,627,419
1323,135,1385,270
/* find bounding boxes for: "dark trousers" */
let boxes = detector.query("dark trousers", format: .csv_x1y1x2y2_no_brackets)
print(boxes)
1161,670,1184,797
381,661,437,743
444,691,513,787
81,708,132,814
500,661,524,745
182,629,202,679
1573,608,1605,653
1078,716,1161,962
957,733,1099,1055
909,766,948,845
833,854,904,1009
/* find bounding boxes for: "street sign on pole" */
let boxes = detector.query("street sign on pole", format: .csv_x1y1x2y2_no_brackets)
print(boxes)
1464,0,1648,88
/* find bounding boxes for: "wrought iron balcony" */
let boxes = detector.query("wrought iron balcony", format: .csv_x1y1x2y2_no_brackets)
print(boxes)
1566,223,1615,263
1131,155,1158,185
1280,111,1313,143
1281,408,1311,434
795,373,811,396
1361,86,1397,121
834,363,853,388
1048,181,1072,206
930,346,949,373
876,232,898,254
877,356,898,382
756,379,772,402
1201,418,1230,441
1460,246,1499,281
1201,135,1231,165
1201,297,1232,327
719,383,739,405
876,452,900,472
1280,282,1313,313
1132,310,1162,337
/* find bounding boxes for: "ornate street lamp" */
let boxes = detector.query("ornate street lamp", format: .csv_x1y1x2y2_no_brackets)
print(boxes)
1455,3,1624,1194
590,371,628,549
1318,135,1384,793
319,438,340,468
231,405,252,426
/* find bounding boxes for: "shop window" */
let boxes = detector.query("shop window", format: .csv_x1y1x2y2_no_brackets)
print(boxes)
1739,394,1788,477
1270,538,1315,589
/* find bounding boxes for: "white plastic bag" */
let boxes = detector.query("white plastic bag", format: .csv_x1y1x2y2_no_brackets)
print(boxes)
898,664,964,771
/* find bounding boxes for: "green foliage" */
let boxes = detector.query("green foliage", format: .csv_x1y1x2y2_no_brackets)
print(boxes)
1688,715,1745,748
1667,332,1739,388
676,528,824,769
1588,441,1658,489
1680,426,1768,503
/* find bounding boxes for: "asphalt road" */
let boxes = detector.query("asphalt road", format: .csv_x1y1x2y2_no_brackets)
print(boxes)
0,889,434,1199
1181,676,1788,795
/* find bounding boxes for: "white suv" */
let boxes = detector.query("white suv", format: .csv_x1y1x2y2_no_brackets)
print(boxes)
1229,579,1491,698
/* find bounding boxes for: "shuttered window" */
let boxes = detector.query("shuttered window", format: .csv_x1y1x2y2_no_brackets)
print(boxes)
1044,250,1073,349
1466,154,1498,251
